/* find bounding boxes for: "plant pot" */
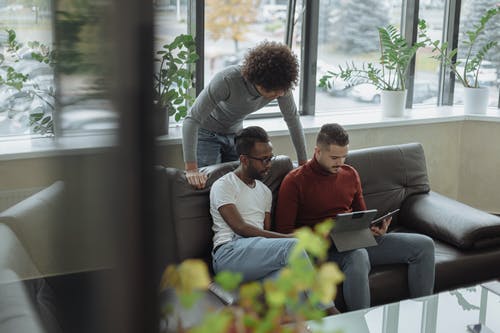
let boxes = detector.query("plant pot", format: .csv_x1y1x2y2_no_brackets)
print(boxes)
381,90,407,117
464,87,489,115
155,107,169,136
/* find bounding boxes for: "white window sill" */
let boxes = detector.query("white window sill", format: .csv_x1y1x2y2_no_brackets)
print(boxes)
158,104,500,145
1,105,499,160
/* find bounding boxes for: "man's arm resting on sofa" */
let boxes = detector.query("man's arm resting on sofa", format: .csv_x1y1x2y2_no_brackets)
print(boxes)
218,205,293,238
400,191,500,250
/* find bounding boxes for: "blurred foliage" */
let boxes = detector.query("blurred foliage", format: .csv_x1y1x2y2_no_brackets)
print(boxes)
161,219,344,333
55,0,110,75
205,0,260,52
0,28,55,135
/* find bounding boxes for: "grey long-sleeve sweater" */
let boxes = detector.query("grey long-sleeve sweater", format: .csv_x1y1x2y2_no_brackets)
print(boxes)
182,65,307,164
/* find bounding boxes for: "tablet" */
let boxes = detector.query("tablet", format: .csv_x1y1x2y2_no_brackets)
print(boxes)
331,209,378,252
370,209,400,227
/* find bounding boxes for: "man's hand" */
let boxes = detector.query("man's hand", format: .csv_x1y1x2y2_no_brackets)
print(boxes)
370,216,392,236
185,162,207,189
185,170,208,189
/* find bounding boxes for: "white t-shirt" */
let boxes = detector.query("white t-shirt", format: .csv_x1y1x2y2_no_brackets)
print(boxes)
210,172,272,248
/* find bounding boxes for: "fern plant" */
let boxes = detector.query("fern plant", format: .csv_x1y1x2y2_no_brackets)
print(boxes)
420,7,499,88
318,22,426,92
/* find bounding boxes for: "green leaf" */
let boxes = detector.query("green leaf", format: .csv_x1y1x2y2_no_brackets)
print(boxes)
188,53,199,62
41,116,52,124
214,271,243,291
190,311,232,333
30,113,44,122
7,29,16,44
178,290,203,309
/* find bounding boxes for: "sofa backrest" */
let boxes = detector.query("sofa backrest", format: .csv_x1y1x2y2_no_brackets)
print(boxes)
157,155,293,265
345,143,430,227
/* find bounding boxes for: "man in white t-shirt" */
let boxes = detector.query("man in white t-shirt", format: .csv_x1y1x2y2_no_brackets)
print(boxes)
209,126,338,315
210,126,297,282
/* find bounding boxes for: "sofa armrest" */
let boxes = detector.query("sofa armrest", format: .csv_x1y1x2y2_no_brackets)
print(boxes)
400,191,500,250
0,182,64,275
0,224,41,281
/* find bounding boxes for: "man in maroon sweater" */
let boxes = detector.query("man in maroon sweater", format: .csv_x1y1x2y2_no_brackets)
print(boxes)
275,123,435,311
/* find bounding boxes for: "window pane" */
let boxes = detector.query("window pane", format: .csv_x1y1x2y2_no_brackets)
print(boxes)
205,0,287,82
154,0,189,129
414,1,445,106
204,0,294,116
316,0,402,114
56,0,117,135
0,0,54,137
454,0,499,107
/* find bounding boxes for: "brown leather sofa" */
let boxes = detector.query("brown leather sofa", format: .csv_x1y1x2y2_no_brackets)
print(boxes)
157,142,500,313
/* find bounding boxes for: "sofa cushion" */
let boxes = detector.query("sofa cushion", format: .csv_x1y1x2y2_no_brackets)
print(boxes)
401,191,500,250
346,143,430,226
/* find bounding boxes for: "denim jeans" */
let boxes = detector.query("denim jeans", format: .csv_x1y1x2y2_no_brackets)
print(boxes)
212,236,297,282
212,236,335,310
197,128,239,167
328,232,435,311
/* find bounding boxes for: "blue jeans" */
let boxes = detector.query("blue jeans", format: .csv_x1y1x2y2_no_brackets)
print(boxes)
197,128,239,167
212,236,334,310
213,237,298,282
329,232,435,311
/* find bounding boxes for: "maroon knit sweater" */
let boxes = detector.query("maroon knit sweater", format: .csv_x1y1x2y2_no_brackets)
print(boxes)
275,156,366,234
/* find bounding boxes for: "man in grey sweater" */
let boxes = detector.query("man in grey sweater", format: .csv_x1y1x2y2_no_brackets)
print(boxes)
182,41,307,188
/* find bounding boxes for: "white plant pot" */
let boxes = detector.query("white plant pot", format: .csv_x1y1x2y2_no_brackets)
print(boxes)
381,90,407,117
464,87,489,115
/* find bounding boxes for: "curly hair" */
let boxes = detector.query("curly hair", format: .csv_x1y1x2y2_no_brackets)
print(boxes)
241,41,299,92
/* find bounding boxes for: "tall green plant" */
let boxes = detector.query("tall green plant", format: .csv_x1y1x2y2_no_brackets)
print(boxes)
420,7,499,88
154,34,198,122
318,22,426,92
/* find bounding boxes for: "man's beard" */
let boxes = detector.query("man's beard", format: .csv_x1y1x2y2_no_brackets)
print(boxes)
248,166,265,181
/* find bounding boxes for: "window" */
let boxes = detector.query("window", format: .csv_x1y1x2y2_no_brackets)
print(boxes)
454,0,499,107
315,0,403,114
203,0,297,117
2,0,499,140
0,0,53,137
414,0,445,106
55,0,117,135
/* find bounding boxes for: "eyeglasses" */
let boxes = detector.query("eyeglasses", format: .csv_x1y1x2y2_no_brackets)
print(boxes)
245,155,275,165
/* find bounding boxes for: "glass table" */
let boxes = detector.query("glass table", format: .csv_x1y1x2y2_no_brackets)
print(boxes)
309,281,500,333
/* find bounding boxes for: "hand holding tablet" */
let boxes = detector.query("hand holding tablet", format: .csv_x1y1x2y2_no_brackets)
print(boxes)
370,209,400,227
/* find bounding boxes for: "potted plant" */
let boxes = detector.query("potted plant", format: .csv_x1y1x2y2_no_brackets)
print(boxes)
318,22,426,117
154,34,198,135
420,7,499,114
160,220,344,333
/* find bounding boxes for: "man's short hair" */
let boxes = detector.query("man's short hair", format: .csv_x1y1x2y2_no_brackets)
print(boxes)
241,41,298,92
235,126,270,155
316,123,349,148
